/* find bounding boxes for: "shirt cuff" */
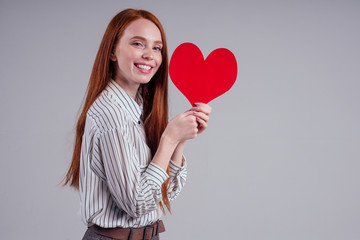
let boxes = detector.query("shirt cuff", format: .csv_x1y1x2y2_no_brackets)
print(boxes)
169,156,187,176
146,162,169,188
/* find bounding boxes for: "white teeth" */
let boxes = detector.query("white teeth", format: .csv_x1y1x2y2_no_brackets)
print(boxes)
136,64,151,70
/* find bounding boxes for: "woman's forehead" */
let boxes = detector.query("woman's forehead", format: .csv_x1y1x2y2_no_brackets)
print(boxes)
122,18,162,43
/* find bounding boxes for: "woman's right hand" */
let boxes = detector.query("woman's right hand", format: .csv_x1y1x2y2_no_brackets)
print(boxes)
162,111,198,145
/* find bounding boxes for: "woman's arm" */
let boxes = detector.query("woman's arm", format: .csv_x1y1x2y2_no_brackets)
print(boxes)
151,111,196,171
171,141,186,166
152,103,211,171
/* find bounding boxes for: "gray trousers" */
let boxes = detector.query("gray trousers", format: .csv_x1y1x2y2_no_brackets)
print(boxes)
82,228,160,240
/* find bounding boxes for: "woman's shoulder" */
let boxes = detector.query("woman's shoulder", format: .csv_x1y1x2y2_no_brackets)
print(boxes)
86,92,129,134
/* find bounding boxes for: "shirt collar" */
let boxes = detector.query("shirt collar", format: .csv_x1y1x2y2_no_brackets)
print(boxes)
105,80,143,124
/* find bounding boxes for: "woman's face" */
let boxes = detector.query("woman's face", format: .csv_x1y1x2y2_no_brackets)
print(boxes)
110,18,163,91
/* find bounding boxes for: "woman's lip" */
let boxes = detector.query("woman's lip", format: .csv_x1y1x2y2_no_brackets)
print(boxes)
134,63,154,68
134,63,153,73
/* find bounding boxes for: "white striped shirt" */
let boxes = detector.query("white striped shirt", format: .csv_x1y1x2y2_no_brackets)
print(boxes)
79,80,187,228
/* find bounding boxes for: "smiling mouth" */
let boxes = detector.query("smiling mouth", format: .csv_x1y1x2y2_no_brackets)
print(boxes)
135,64,152,71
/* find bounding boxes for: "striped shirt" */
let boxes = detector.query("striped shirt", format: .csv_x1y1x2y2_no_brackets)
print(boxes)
79,80,187,228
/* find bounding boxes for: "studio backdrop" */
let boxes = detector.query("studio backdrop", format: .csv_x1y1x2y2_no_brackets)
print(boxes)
0,0,359,239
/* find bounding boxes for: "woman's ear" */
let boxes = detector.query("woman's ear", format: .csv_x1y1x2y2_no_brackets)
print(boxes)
110,52,117,61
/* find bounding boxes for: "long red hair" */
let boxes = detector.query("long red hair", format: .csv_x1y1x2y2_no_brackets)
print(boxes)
63,9,171,213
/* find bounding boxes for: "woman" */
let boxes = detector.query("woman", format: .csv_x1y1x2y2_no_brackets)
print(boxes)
64,9,211,240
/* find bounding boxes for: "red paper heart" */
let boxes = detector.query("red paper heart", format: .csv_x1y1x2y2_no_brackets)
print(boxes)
169,42,237,106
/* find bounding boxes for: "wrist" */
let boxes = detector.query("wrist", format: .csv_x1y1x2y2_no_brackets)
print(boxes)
152,133,179,172
161,131,180,146
176,140,186,149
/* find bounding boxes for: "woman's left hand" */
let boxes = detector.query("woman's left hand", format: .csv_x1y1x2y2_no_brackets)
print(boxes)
191,103,212,134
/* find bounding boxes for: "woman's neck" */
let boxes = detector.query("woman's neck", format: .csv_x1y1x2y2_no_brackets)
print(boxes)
114,78,140,100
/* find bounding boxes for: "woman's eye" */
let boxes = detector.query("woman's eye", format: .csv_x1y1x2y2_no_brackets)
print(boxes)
153,46,162,51
132,42,144,47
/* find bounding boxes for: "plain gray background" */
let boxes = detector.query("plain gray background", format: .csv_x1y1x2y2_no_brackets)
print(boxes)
1,0,359,239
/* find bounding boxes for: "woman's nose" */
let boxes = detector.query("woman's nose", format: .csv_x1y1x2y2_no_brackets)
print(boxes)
142,47,154,60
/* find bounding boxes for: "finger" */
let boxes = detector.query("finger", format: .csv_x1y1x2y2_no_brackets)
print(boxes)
196,117,208,133
181,110,195,118
194,111,209,122
196,116,207,128
192,103,212,115
183,113,197,124
194,102,211,111
190,107,210,116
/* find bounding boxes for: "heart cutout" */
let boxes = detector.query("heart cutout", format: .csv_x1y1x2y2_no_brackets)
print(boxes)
169,42,237,106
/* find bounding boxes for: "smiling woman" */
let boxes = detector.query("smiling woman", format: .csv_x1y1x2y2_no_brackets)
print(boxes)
109,18,164,99
62,8,211,240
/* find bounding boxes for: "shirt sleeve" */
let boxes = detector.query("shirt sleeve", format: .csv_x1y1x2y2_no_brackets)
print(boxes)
99,128,169,218
167,156,187,201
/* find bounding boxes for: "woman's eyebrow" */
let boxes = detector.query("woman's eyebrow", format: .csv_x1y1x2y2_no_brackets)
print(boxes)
130,36,163,45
